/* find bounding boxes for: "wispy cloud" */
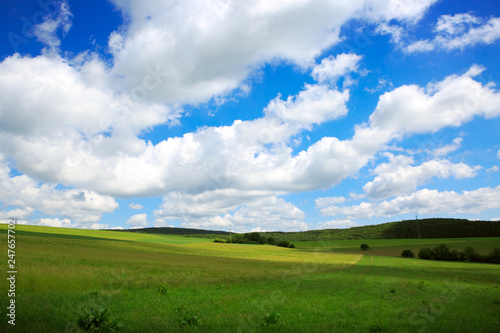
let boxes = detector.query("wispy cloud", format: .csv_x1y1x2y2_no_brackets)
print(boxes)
405,14,500,53
34,0,73,53
129,203,144,210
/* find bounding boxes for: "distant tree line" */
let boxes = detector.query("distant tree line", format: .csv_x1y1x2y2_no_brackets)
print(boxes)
114,226,229,237
213,232,295,248
110,218,500,242
258,219,500,242
408,244,500,264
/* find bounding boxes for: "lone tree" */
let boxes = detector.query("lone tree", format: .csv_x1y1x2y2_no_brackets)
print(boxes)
401,249,415,258
360,243,370,251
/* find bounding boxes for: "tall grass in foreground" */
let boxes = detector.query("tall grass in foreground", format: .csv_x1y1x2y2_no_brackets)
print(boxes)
0,225,499,332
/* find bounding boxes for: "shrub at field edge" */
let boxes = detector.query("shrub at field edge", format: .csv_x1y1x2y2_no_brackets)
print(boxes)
417,245,500,264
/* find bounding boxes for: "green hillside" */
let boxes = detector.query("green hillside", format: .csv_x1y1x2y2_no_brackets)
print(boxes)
115,218,500,242
1,224,499,332
115,226,230,237
262,218,500,242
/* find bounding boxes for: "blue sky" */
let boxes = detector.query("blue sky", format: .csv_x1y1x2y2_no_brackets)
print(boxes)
0,0,499,232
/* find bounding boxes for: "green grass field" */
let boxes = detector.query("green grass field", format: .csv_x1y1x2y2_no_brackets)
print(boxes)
1,224,499,332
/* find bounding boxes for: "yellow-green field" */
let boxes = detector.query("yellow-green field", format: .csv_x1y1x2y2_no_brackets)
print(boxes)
1,224,499,332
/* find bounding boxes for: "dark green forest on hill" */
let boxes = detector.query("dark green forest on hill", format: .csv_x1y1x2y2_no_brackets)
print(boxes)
113,218,500,242
119,226,229,238
261,218,500,241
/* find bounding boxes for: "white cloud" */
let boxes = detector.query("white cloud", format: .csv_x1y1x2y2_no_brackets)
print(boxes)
311,53,362,83
404,14,500,53
0,54,178,138
106,0,437,105
498,150,500,159
36,218,108,229
433,137,463,157
363,0,438,24
487,165,499,173
126,213,149,228
0,207,34,222
0,61,352,198
108,0,357,104
38,218,76,228
315,196,347,208
317,219,357,229
110,226,125,230
218,196,307,232
0,53,179,189
264,83,349,127
404,39,435,53
0,161,118,225
365,77,393,94
155,192,306,232
0,219,29,225
375,22,406,44
369,65,500,137
363,153,480,199
434,13,480,35
34,0,73,52
129,203,144,210
319,186,500,219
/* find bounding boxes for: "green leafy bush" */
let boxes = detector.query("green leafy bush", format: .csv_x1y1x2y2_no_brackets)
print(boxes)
401,249,414,258
244,232,262,243
261,311,282,327
449,249,461,261
176,306,201,327
213,238,226,243
76,306,122,332
278,240,290,248
360,243,370,250
178,314,201,327
157,284,169,295
461,246,475,260
469,252,484,262
418,248,433,260
486,248,500,263
369,324,386,332
416,244,500,264
432,244,451,260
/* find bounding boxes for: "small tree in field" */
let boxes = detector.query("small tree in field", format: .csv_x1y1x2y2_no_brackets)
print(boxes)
278,240,290,248
462,246,476,261
486,248,500,264
401,249,414,258
432,244,451,261
360,243,369,251
418,248,433,260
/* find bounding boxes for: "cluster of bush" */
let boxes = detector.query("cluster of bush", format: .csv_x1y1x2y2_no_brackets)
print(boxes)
400,244,500,263
213,232,295,248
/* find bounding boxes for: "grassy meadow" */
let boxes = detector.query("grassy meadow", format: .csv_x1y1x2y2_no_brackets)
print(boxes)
1,224,499,332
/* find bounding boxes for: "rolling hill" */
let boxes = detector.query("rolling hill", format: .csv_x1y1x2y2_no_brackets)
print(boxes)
113,218,500,241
